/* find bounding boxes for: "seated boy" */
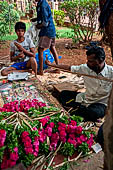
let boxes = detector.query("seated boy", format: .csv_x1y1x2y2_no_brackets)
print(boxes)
1,22,37,78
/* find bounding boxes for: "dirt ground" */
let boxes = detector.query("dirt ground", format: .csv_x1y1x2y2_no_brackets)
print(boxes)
0,35,112,170
0,35,113,66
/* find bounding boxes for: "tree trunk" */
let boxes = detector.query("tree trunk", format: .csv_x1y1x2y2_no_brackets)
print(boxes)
99,0,113,59
103,86,113,170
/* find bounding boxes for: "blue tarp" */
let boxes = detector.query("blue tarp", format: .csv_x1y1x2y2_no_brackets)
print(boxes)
35,49,62,70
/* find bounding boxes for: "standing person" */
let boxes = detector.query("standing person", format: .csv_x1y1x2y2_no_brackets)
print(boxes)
45,46,113,122
1,22,38,77
35,0,59,75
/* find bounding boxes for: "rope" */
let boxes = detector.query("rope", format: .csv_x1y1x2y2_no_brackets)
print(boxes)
49,65,113,83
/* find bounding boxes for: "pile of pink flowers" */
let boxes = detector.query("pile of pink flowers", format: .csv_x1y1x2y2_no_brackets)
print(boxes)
1,147,19,170
0,99,46,113
0,129,6,148
0,103,95,169
20,116,94,159
38,117,94,151
21,131,39,157
0,129,19,169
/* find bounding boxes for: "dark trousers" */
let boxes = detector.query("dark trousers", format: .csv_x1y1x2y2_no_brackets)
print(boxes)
59,90,106,122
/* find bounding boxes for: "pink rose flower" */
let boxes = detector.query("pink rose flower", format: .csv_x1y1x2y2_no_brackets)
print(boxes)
38,102,46,107
33,127,37,131
76,137,82,145
0,138,6,147
45,127,52,137
69,133,75,140
34,136,39,142
59,130,66,137
68,138,77,147
60,137,66,143
51,132,59,143
66,125,76,133
33,141,39,147
0,129,6,138
70,120,77,126
10,152,19,161
58,126,66,132
1,157,9,169
38,130,47,143
34,146,39,152
22,136,32,143
80,135,87,142
58,122,66,130
87,136,94,148
13,147,18,153
39,116,50,126
8,160,16,168
75,126,83,134
24,141,32,148
24,147,34,154
33,152,38,157
49,122,55,128
21,131,29,138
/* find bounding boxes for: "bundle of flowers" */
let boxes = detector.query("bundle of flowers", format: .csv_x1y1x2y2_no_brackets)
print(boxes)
0,99,46,113
0,100,95,170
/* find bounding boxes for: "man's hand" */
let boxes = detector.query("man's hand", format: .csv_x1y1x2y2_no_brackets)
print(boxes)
14,42,24,51
45,57,51,66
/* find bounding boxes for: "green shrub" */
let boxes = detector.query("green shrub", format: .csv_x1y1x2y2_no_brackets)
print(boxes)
60,0,99,43
51,9,65,26
0,1,20,39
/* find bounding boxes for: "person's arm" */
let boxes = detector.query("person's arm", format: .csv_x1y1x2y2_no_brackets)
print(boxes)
10,51,25,62
45,59,71,71
14,42,35,58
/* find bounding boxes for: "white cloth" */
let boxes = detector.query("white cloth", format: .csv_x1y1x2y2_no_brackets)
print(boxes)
10,37,35,62
71,63,113,106
24,21,40,47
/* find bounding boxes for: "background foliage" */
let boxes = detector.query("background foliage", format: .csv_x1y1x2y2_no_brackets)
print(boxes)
60,0,99,43
0,1,20,38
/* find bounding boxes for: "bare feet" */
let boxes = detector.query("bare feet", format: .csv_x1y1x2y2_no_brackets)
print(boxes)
35,74,38,79
37,71,43,76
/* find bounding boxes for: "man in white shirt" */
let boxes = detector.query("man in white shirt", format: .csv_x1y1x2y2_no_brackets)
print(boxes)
45,46,113,122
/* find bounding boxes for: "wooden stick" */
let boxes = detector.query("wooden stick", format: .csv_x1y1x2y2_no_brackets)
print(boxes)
5,112,17,120
32,155,44,164
32,111,60,120
46,142,62,170
53,151,83,169
19,112,33,122
49,65,113,82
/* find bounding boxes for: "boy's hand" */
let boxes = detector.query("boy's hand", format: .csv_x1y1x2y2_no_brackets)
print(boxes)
14,42,23,51
18,52,25,58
